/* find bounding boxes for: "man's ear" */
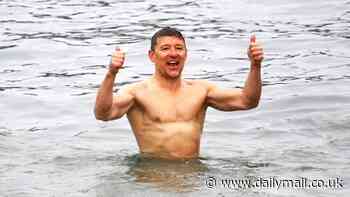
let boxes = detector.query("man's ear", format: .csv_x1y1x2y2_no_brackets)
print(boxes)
148,50,155,63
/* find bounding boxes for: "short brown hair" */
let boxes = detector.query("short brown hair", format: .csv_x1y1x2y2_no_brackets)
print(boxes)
150,27,185,51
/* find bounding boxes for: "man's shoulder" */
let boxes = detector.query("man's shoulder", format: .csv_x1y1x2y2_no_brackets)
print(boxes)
183,79,214,89
118,80,147,95
127,80,147,89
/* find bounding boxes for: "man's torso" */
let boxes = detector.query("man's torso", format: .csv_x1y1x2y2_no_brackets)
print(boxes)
126,79,209,159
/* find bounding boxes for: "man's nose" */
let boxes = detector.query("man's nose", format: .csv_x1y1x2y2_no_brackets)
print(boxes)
168,47,178,57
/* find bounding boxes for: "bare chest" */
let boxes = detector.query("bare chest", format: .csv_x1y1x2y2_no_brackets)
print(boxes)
135,87,207,122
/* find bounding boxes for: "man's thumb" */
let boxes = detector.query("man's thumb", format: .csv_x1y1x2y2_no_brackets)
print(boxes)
115,47,128,53
250,35,256,43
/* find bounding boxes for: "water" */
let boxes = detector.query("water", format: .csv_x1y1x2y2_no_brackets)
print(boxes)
1,0,349,196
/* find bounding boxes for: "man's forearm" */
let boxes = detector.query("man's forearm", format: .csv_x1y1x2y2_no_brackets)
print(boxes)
242,63,261,107
94,70,117,119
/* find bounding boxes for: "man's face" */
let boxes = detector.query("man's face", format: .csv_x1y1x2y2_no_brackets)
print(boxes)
149,36,187,79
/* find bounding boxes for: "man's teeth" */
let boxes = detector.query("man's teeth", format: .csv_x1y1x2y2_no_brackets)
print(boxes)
168,61,178,64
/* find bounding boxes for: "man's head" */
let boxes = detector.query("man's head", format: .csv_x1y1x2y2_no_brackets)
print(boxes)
150,27,186,52
149,27,187,79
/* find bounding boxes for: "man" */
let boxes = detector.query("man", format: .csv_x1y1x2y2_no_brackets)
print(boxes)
94,27,263,160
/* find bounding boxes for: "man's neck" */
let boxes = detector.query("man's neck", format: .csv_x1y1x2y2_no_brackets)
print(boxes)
152,73,182,92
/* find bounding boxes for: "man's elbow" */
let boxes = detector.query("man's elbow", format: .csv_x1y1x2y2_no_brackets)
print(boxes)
94,109,111,121
243,99,260,110
247,102,259,109
94,114,109,121
95,115,110,121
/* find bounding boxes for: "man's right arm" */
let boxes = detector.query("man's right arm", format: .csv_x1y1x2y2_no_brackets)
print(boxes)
94,72,135,121
94,48,135,121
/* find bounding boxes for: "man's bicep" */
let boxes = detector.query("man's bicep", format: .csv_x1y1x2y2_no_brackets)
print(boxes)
206,83,247,111
109,86,135,119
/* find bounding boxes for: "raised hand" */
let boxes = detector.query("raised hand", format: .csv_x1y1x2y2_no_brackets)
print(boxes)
109,48,125,74
247,35,264,66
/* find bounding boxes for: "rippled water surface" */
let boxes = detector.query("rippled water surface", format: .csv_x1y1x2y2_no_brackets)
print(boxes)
1,0,350,196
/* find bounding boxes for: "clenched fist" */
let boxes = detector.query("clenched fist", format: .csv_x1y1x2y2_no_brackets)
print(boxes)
109,48,125,74
247,35,264,66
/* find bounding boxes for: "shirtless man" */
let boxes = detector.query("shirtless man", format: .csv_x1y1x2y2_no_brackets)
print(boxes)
94,27,263,160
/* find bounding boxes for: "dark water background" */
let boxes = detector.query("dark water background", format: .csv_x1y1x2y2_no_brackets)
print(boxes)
1,0,349,196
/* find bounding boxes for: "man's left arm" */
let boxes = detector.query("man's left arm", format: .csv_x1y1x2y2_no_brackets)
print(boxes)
206,35,263,111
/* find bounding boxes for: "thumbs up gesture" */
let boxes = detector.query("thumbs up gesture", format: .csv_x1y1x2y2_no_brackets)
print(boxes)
247,35,264,66
109,48,125,74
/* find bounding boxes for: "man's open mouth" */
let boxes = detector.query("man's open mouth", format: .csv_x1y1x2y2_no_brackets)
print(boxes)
167,60,180,66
